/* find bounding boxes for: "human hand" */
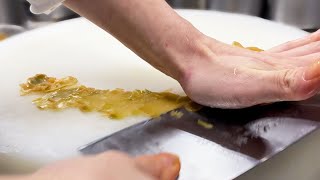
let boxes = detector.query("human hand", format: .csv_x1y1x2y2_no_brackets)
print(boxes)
63,0,320,109
179,30,320,108
30,151,180,180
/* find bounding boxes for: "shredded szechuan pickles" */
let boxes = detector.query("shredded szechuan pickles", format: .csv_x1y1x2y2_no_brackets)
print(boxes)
20,74,197,119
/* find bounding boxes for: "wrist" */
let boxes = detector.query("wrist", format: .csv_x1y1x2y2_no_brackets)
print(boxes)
161,29,215,83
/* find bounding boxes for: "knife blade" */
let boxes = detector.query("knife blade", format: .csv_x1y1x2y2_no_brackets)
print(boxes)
79,101,320,180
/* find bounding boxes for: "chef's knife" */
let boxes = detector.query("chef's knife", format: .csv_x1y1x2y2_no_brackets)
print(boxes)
79,100,320,180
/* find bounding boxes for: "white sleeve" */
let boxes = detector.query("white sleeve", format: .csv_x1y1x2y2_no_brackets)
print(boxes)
26,0,66,14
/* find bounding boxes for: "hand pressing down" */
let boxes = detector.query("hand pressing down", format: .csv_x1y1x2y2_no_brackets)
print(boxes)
180,30,320,108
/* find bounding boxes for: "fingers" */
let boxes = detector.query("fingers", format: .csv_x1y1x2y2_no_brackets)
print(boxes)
262,52,320,67
96,151,180,180
268,29,320,53
294,52,320,66
275,41,320,57
269,61,320,102
135,153,181,180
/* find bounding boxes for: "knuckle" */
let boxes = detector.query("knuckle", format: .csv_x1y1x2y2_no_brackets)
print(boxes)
276,69,297,96
310,31,320,41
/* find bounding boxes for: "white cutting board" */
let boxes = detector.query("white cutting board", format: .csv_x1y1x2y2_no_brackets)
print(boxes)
0,10,309,174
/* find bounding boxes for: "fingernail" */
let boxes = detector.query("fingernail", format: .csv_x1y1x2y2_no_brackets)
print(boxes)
158,153,180,166
158,153,181,180
304,61,320,81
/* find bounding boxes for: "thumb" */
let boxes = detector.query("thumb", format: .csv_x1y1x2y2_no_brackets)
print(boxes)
134,153,181,180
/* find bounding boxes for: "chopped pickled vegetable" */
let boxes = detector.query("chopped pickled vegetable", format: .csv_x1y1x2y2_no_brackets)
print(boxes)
170,110,184,119
232,41,244,48
0,33,7,41
20,74,78,95
185,102,203,112
21,74,195,119
246,46,264,52
232,41,264,52
197,119,214,129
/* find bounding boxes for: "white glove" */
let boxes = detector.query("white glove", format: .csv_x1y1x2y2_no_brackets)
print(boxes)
26,0,65,14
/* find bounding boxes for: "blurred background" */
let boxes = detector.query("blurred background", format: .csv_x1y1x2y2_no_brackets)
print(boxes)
0,0,320,39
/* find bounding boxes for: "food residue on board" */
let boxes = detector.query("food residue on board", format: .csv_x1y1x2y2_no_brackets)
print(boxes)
20,74,78,95
20,74,197,119
197,119,214,129
170,110,184,119
0,33,7,41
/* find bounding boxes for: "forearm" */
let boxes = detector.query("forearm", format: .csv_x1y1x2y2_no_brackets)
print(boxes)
63,0,207,80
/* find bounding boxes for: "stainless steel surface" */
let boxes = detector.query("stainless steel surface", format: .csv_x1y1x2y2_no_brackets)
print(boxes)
0,25,25,37
167,0,263,16
208,0,263,16
236,128,320,180
167,0,207,9
80,99,320,179
0,0,26,38
0,0,27,25
269,0,320,29
0,0,78,30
